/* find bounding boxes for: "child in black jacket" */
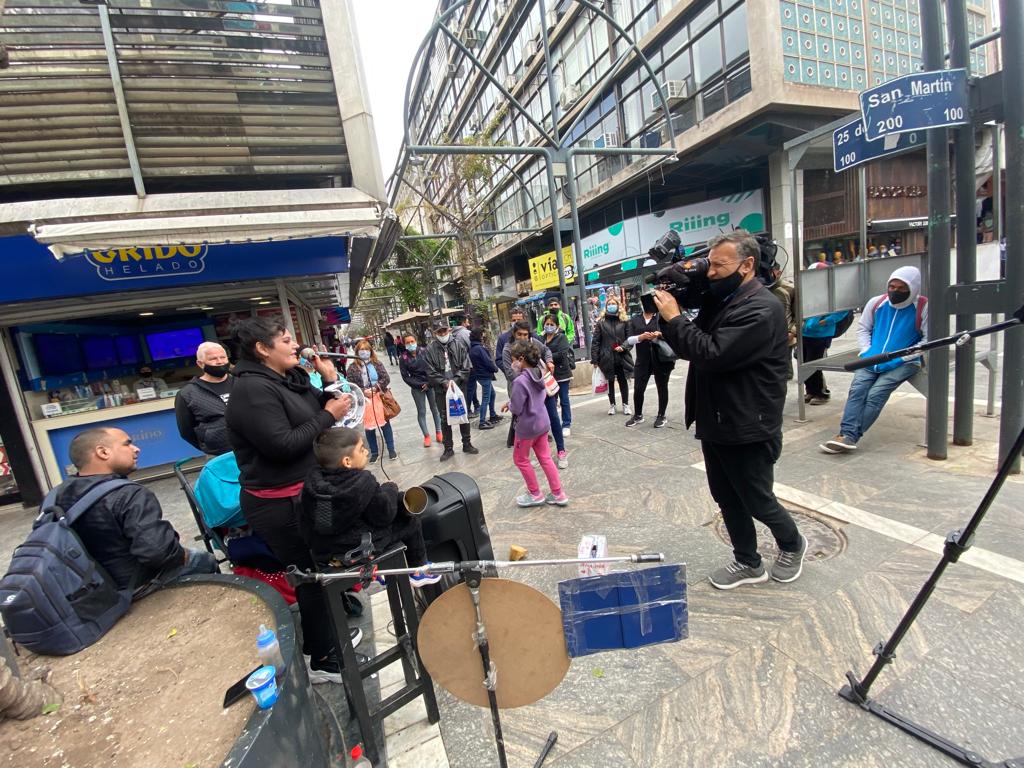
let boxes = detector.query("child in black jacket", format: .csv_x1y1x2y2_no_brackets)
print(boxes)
300,428,439,586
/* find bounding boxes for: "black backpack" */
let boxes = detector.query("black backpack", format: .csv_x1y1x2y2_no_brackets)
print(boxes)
0,479,133,655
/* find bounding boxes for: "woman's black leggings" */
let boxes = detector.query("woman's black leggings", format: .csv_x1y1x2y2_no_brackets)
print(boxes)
606,366,629,406
634,368,671,417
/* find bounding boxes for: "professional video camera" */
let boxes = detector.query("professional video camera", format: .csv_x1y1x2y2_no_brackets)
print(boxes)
644,230,780,309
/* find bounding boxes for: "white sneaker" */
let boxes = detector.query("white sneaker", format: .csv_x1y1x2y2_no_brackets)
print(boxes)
623,405,632,416
607,405,617,415
557,450,568,469
562,427,571,437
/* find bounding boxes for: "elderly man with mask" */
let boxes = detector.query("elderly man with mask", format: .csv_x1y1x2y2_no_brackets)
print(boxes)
424,320,478,461
174,341,234,455
821,266,927,454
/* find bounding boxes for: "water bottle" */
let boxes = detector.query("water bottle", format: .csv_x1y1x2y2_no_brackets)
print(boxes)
256,624,285,677
350,745,372,767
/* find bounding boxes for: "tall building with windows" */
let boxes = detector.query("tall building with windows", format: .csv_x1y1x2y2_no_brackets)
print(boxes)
396,0,994,330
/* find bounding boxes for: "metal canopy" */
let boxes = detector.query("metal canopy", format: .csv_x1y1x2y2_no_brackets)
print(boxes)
0,0,352,198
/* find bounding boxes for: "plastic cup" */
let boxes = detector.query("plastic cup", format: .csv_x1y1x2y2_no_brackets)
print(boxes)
403,486,428,516
245,665,279,709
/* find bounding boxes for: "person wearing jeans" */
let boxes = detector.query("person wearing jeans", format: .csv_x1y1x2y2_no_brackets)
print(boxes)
821,265,927,454
625,303,673,428
541,320,574,437
399,334,442,447
468,328,502,429
346,340,397,462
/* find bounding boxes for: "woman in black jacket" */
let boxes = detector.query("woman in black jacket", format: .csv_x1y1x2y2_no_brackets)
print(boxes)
590,300,634,416
541,318,575,435
225,317,352,684
399,333,442,447
625,302,675,428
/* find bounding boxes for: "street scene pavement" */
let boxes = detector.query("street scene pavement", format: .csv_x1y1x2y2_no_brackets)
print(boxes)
2,343,1021,768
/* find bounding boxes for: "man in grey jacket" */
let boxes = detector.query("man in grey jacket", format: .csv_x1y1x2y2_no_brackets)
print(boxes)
424,320,478,461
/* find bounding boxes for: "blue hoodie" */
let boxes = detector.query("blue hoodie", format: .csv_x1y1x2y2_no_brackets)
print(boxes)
857,265,928,373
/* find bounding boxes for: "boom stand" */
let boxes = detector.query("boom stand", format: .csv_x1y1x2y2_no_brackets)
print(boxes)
293,552,664,768
838,310,1024,767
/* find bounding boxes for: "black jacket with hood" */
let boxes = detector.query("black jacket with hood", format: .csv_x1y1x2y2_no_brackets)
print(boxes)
55,473,185,591
300,465,404,559
662,278,788,444
174,375,233,455
226,360,336,489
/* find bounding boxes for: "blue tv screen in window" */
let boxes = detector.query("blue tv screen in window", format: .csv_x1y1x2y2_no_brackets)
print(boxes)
145,327,204,361
115,335,142,366
34,333,85,377
81,335,118,370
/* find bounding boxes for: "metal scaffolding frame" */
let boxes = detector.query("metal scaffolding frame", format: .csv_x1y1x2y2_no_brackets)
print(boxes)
386,0,683,349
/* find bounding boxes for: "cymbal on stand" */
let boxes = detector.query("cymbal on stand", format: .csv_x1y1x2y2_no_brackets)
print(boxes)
417,578,570,709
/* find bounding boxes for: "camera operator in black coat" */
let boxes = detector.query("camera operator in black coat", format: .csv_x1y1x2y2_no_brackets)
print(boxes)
654,230,806,591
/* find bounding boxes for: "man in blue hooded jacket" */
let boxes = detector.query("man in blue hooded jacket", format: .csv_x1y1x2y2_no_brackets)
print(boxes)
821,265,927,453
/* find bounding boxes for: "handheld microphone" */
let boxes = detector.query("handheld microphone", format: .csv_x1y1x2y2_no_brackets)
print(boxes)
300,347,359,361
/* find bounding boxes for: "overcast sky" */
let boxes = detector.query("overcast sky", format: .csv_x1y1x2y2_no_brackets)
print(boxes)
350,1,438,184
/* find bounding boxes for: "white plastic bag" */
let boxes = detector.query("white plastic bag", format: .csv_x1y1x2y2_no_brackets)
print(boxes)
592,368,608,394
446,380,470,424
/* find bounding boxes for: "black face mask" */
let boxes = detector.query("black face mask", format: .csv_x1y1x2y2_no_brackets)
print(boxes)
888,288,911,305
203,363,230,377
707,270,744,302
549,307,559,315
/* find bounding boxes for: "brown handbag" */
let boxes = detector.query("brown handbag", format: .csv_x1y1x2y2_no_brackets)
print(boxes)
379,389,402,420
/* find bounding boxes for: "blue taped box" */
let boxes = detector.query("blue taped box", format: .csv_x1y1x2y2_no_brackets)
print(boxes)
558,564,688,658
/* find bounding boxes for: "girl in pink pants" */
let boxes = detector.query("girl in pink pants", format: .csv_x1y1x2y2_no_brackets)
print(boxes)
504,340,569,507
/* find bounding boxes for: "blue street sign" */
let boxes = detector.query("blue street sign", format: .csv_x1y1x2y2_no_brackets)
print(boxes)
832,116,925,172
859,67,969,141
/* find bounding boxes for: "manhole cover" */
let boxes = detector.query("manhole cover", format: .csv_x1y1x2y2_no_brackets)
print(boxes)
711,506,847,561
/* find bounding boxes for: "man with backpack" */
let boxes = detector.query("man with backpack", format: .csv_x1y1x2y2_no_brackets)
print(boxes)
820,266,928,453
0,427,217,654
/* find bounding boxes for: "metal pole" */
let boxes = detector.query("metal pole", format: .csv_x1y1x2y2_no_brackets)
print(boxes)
543,154,568,322
563,153,592,351
921,1,951,461
949,0,977,446
275,279,295,337
537,0,569,314
987,126,1002,418
97,3,146,198
792,163,807,423
998,0,1024,473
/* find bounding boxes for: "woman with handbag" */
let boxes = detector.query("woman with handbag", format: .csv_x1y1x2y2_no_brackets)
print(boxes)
590,300,634,416
625,296,675,428
346,340,398,462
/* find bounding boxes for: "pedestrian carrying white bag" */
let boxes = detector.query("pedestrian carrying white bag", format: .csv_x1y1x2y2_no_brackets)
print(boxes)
446,380,470,424
592,368,608,394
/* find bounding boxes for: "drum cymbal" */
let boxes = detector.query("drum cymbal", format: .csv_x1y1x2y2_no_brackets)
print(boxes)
417,578,570,709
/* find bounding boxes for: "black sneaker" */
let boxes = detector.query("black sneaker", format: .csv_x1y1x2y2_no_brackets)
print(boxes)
653,415,668,428
369,453,379,463
488,414,504,423
625,415,645,428
440,449,455,462
462,444,480,455
387,450,398,459
478,421,495,430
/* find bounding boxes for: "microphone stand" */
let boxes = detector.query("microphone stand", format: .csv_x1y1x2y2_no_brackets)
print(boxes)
290,553,665,768
838,306,1024,767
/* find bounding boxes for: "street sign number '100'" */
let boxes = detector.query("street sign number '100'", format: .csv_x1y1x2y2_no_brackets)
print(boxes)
833,116,924,172
859,67,969,141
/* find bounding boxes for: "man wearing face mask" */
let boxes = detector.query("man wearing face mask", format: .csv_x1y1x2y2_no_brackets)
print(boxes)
175,341,234,455
821,266,927,454
654,230,806,591
424,320,478,461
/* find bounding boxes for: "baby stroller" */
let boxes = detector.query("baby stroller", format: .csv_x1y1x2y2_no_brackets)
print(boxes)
174,453,296,604
174,453,365,615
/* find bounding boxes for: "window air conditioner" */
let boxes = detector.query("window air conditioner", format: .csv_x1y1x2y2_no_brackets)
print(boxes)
597,132,619,148
649,79,689,112
546,9,561,29
448,63,465,78
491,275,503,289
522,39,540,61
463,29,484,48
559,84,582,110
504,73,518,91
